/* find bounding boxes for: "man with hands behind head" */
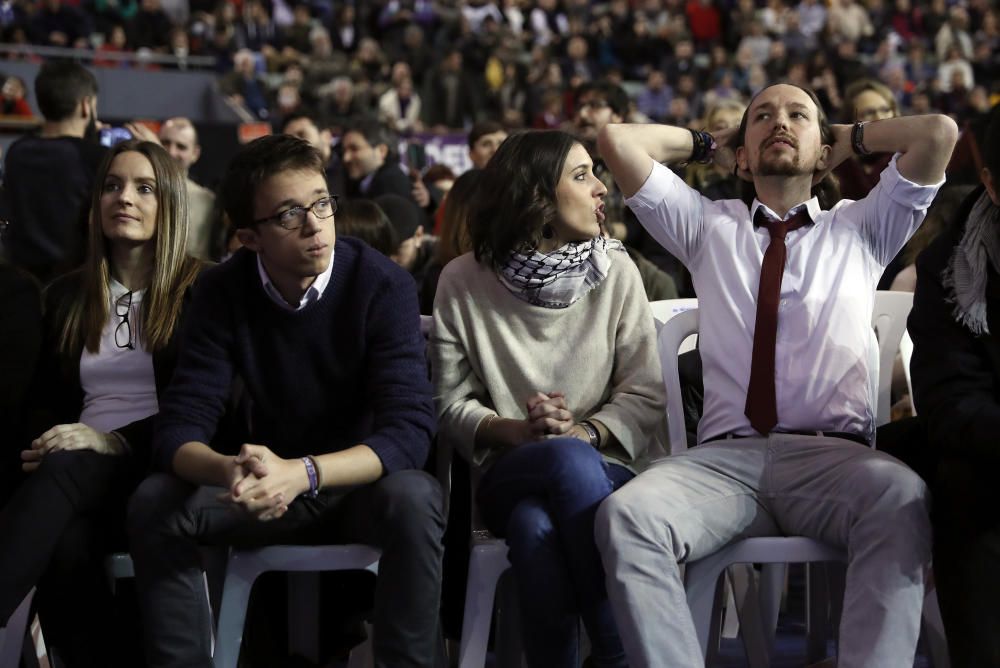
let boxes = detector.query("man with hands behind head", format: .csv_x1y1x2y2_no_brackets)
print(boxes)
594,84,958,667
127,135,444,668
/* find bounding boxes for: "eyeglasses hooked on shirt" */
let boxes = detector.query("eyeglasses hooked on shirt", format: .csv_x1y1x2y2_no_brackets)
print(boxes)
114,290,134,350
253,195,338,230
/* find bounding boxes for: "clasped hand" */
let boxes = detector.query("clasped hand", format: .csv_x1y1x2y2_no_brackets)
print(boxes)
522,392,575,441
21,423,125,472
220,444,311,522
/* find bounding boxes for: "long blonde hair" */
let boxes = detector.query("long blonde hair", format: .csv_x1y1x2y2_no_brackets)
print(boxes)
59,140,203,355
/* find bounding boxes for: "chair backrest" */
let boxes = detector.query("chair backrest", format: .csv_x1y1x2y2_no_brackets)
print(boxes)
650,298,699,329
658,308,700,454
871,290,914,425
898,329,916,416
657,290,915,453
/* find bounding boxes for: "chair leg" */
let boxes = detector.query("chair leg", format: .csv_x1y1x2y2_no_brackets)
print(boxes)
706,570,728,665
0,588,35,668
756,562,786,658
213,553,263,668
805,562,832,664
685,552,733,660
737,563,785,668
722,565,751,640
458,543,510,668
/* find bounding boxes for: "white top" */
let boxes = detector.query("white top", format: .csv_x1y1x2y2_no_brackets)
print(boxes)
256,251,334,311
626,156,942,443
79,279,158,433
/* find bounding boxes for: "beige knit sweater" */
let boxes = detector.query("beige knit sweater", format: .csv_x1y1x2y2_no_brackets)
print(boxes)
431,250,667,472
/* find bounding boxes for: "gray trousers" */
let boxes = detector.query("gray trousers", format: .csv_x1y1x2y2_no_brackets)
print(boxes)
595,434,931,668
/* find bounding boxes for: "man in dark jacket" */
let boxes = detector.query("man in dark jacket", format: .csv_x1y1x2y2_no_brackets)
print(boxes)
341,117,415,204
1,60,106,284
908,105,1000,667
127,135,444,668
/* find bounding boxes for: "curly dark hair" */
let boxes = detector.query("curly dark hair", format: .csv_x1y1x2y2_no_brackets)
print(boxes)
471,130,577,269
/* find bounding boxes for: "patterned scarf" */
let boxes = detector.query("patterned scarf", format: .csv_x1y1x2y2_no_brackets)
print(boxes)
943,189,1000,335
498,236,625,309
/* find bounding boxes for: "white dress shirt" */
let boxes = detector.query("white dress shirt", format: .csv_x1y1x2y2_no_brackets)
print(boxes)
626,155,942,443
257,251,334,311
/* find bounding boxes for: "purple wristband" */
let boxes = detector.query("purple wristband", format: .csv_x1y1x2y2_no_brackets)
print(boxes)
301,456,319,498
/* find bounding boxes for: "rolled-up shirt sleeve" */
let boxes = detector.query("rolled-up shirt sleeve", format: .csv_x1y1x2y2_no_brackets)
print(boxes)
625,161,708,267
838,153,944,267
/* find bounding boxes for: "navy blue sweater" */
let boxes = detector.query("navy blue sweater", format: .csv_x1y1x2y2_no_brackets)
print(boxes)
153,239,435,474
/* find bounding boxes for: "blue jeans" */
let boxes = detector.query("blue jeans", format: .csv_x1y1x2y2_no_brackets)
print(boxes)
477,437,633,668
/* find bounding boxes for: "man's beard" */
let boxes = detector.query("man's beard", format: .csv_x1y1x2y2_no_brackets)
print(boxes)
757,152,809,177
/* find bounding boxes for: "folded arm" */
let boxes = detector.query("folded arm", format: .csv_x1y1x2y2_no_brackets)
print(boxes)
855,114,958,185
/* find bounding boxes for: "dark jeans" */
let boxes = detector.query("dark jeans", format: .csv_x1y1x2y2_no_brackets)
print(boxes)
0,449,142,667
127,469,445,668
476,437,633,668
931,456,1000,667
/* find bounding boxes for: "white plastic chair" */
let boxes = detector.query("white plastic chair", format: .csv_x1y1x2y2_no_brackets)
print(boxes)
213,316,433,667
659,292,948,667
433,428,523,668
0,588,35,668
659,309,843,665
213,544,380,668
872,291,914,426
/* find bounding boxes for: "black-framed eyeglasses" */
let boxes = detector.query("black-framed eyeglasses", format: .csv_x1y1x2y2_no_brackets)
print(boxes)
114,290,134,350
253,196,338,230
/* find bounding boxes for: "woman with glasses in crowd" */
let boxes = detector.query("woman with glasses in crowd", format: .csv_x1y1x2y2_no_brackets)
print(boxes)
432,130,665,668
0,140,203,666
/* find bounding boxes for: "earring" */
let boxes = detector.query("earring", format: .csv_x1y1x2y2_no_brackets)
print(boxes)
541,223,554,239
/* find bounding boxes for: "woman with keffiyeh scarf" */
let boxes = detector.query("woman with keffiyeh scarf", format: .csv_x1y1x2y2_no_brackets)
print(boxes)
431,130,665,668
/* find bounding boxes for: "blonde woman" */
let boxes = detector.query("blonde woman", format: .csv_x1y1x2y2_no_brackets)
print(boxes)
835,78,900,200
0,140,203,666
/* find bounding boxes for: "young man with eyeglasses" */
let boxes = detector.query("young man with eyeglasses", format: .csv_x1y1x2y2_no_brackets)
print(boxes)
127,134,444,668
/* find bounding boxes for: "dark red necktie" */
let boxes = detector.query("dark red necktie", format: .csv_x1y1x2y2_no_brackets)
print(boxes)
745,207,811,435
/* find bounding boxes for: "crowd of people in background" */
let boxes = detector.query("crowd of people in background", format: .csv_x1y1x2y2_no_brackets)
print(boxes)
0,0,999,666
0,0,996,132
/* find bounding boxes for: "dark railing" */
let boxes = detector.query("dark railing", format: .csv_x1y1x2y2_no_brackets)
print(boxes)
0,43,217,70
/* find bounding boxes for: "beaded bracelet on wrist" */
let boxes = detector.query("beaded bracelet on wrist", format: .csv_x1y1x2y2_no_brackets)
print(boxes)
689,129,718,164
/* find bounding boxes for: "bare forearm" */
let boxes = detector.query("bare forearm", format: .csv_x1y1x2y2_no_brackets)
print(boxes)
475,416,528,450
598,123,694,197
312,445,384,489
172,441,233,487
862,114,958,185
